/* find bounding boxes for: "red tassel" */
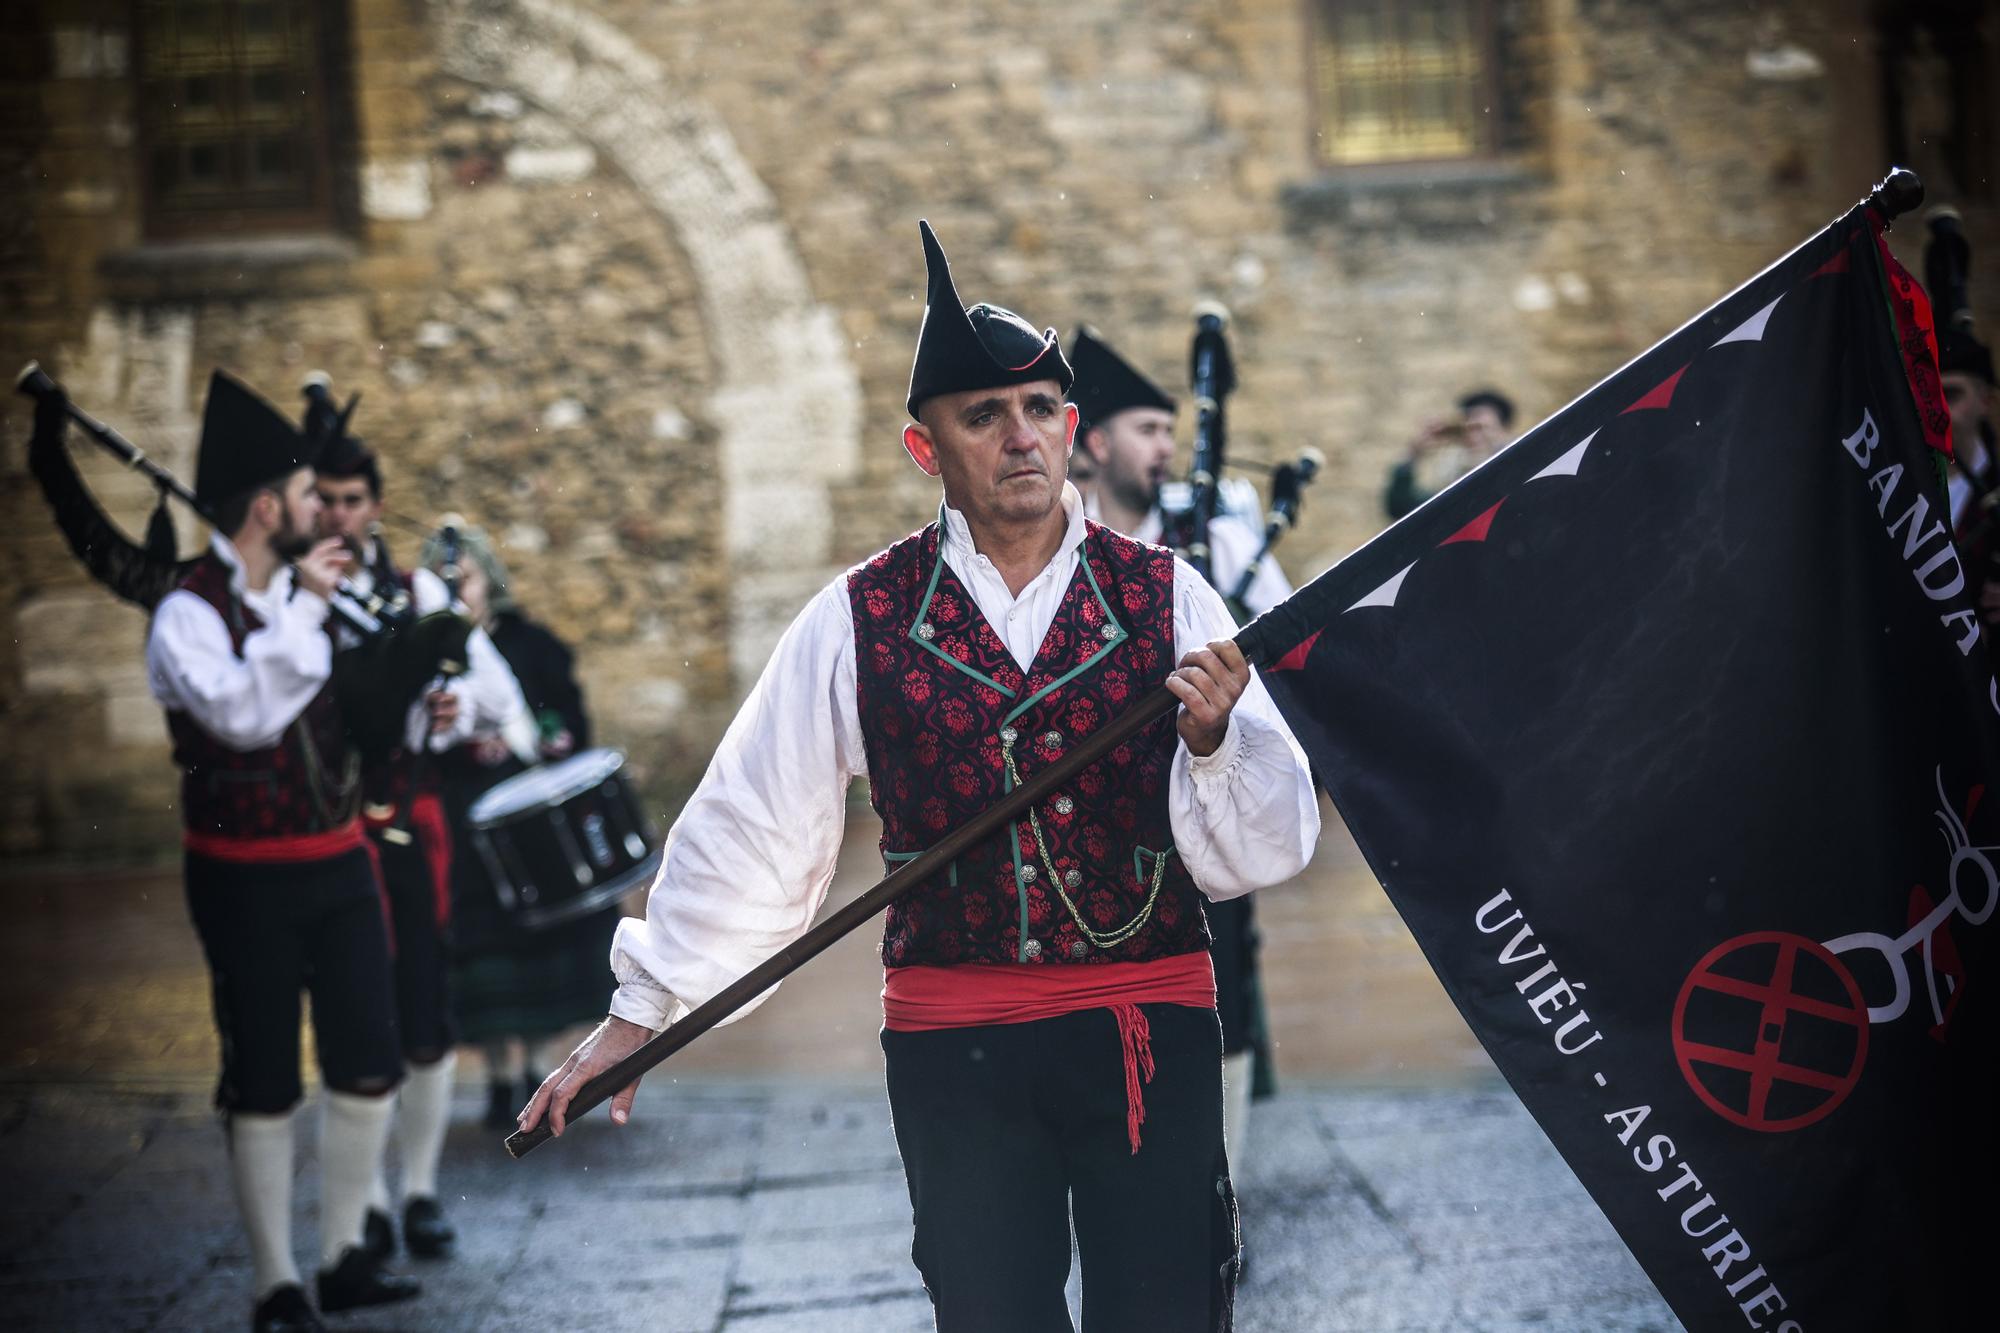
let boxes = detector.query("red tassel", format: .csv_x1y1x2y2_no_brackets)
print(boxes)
359,835,397,959
1112,1003,1155,1154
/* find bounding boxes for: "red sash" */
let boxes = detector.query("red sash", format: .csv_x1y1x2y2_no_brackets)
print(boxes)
183,817,367,864
363,792,454,927
883,949,1217,1153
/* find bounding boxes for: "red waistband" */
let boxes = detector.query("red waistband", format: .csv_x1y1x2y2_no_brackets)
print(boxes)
881,949,1217,1032
183,818,367,864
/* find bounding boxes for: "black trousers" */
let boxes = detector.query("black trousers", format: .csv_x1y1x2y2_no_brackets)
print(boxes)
882,1004,1238,1333
185,846,404,1113
371,830,457,1062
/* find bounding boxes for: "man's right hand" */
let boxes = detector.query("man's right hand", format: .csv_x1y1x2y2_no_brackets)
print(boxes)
518,1015,655,1136
1407,415,1461,458
294,537,352,601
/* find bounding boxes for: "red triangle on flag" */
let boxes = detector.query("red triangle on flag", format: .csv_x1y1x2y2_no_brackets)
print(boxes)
1269,628,1322,673
1810,249,1852,278
1621,365,1688,415
1441,500,1505,546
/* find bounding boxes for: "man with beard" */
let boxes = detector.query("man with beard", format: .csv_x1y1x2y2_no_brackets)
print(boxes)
1071,327,1293,620
1067,323,1290,1245
309,396,538,1266
144,372,422,1331
524,223,1320,1330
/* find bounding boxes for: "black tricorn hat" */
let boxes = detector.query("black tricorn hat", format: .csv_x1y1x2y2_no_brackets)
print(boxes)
1069,326,1176,432
194,370,317,509
313,428,378,480
1938,326,1996,387
906,220,1071,419
300,371,362,453
300,373,377,481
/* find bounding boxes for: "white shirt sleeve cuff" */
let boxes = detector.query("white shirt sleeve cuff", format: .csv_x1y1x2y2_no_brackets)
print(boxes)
1186,715,1246,787
289,588,331,625
608,983,680,1033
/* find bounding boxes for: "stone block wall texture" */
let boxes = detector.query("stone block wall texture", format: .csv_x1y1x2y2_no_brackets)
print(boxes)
2,0,1995,859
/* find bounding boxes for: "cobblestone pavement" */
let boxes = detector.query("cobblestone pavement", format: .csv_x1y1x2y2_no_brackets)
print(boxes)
0,1074,1680,1332
2,806,1680,1330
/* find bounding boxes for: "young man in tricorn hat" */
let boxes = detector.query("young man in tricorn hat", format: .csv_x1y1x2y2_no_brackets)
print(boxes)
1069,325,1293,620
309,386,540,1266
525,223,1320,1328
1067,323,1294,1233
144,372,424,1331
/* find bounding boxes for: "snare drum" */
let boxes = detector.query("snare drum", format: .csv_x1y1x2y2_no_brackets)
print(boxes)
465,748,662,932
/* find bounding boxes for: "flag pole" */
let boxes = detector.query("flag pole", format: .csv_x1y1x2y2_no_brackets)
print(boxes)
1868,166,1924,222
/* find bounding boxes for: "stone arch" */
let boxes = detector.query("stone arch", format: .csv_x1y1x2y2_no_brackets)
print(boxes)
436,0,862,685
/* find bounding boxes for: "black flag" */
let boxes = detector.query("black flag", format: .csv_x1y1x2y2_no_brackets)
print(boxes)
1245,192,1999,1325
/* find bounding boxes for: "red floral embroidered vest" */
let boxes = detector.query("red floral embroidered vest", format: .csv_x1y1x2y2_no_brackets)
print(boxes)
165,555,360,839
848,520,1208,967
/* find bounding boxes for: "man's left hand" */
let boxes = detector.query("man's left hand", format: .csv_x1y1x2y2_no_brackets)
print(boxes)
1167,638,1250,758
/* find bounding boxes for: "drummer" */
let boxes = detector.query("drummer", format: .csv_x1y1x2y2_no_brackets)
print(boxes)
419,525,607,1128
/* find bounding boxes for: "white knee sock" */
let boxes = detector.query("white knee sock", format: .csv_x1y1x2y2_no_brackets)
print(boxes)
229,1110,301,1300
1221,1050,1254,1181
397,1052,456,1203
320,1090,396,1267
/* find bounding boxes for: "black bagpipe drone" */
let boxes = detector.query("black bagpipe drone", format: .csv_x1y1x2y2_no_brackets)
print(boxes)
1154,302,1322,617
16,361,471,759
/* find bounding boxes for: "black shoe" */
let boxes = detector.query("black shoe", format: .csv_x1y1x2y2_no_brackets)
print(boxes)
362,1206,395,1261
252,1283,324,1332
483,1080,515,1131
403,1195,457,1259
316,1246,422,1313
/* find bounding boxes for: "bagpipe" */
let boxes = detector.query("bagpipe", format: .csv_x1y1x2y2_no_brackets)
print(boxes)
15,361,471,760
1156,304,1321,615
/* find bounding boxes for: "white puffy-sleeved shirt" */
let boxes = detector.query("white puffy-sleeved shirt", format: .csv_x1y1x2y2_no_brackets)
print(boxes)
608,484,1322,1032
147,534,334,748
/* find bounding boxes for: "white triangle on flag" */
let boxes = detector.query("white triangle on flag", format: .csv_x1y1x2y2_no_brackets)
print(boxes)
1711,297,1782,347
1347,563,1416,612
1531,430,1598,481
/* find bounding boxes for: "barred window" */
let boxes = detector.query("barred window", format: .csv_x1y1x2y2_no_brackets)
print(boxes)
135,0,341,236
1310,0,1494,167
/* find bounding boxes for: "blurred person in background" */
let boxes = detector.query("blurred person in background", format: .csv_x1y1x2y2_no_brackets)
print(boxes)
419,525,605,1129
143,373,423,1331
1939,323,2000,633
1383,388,1516,522
312,415,537,1264
1941,323,1997,540
1068,323,1287,1222
1072,326,1293,620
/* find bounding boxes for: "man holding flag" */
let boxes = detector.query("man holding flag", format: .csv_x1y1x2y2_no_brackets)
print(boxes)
522,221,1320,1329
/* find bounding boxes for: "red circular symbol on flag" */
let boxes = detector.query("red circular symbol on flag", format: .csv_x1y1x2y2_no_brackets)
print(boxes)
1671,931,1869,1133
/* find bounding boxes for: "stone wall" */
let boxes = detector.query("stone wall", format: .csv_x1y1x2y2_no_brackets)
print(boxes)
2,0,1996,859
